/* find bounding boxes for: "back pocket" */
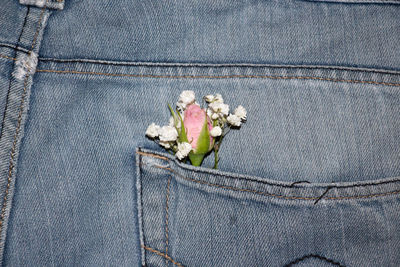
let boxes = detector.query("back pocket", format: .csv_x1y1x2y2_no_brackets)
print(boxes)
135,147,400,267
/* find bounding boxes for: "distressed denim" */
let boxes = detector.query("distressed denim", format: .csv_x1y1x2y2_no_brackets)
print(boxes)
0,0,400,266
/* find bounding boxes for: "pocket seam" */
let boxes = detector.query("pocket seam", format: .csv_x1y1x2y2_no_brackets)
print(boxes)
137,151,400,201
136,151,400,190
146,162,400,201
136,149,184,267
164,176,172,266
141,245,184,267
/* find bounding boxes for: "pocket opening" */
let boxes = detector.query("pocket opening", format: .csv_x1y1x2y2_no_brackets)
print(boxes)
136,147,400,203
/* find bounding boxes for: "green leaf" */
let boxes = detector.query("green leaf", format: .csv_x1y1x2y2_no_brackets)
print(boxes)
168,104,178,127
194,116,211,155
188,116,212,166
177,111,188,143
189,152,205,166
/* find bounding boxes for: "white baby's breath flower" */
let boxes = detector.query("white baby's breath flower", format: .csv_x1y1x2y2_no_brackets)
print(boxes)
159,141,171,149
176,101,186,112
204,95,215,103
175,142,192,160
211,113,219,120
234,105,247,120
158,126,178,142
210,126,222,137
207,108,213,118
175,151,184,160
214,93,224,103
178,90,195,105
179,142,192,154
145,123,160,138
227,114,241,127
209,102,229,116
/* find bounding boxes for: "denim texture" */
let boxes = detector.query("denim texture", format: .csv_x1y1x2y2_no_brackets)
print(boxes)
37,0,400,69
0,0,400,266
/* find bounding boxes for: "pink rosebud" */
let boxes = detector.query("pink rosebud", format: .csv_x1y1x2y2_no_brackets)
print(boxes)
183,104,213,150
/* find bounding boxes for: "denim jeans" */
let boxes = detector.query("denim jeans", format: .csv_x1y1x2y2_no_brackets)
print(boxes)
0,0,400,266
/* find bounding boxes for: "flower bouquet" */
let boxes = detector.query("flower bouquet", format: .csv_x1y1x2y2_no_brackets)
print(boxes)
146,91,246,169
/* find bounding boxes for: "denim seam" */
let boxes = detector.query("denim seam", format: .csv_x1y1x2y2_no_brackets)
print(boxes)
2,45,400,75
1,42,400,75
164,176,172,267
136,151,400,190
137,150,183,266
33,69,400,87
136,156,146,266
141,245,184,267
35,57,400,74
2,51,400,77
0,43,32,55
0,7,29,141
0,12,30,244
0,2,47,251
0,55,16,61
140,163,400,201
29,8,46,51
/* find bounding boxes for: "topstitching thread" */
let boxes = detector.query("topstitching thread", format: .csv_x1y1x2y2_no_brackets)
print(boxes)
33,56,400,75
164,176,172,267
0,7,29,141
1,41,400,76
0,54,16,61
147,163,400,201
1,52,400,86
34,69,400,87
136,151,400,190
141,245,184,267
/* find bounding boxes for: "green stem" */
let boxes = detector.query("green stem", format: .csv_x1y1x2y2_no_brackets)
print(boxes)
213,136,223,169
213,147,219,169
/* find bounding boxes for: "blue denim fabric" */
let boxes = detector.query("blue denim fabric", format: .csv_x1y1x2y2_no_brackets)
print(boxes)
0,0,400,266
137,148,400,266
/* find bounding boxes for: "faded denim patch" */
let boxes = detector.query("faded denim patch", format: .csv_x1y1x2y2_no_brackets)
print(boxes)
19,0,64,10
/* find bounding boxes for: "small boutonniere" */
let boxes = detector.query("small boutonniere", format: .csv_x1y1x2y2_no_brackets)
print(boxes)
146,90,246,169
